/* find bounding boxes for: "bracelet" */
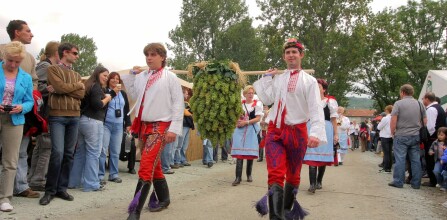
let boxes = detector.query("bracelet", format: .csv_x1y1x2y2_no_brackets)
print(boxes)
130,70,137,75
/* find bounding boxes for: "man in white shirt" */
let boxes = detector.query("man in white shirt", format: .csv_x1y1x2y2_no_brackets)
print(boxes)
253,38,326,219
123,43,184,220
422,92,446,187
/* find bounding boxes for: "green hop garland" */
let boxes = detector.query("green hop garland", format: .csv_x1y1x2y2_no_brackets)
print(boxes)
188,60,246,146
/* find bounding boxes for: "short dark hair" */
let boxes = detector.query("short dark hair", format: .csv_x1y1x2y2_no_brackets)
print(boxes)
400,84,414,96
424,92,436,102
283,38,304,54
143,43,167,67
6,20,27,40
58,42,78,58
317,78,328,95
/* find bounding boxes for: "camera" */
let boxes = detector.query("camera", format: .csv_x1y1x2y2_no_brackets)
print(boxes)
2,104,14,112
115,109,122,117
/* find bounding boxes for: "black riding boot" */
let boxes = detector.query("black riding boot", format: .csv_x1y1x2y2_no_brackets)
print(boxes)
308,166,317,193
246,159,253,182
316,166,326,189
232,159,243,186
149,178,170,212
269,184,284,220
257,148,264,162
283,182,295,217
127,180,151,220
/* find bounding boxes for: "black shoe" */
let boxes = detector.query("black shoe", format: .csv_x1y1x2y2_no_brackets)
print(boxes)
315,182,322,190
109,177,123,183
30,185,46,192
339,162,343,165
232,177,241,186
100,180,107,186
257,158,263,162
207,162,213,168
182,162,191,166
388,182,403,188
39,193,54,205
308,185,316,193
128,169,136,174
55,191,74,201
378,163,384,168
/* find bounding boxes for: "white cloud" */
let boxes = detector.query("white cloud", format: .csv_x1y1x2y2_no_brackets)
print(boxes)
0,0,412,72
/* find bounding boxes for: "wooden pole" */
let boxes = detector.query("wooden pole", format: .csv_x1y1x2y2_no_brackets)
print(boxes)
170,69,315,75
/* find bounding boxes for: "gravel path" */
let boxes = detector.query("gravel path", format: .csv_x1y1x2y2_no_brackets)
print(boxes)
2,149,447,220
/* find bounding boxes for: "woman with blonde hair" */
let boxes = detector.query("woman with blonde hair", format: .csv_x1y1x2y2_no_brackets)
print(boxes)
0,41,34,212
231,85,262,186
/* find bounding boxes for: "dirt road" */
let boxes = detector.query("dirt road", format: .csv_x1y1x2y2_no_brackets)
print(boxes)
2,149,447,220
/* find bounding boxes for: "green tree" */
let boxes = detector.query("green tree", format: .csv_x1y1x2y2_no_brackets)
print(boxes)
61,33,98,76
256,0,372,106
353,0,447,112
395,0,447,94
168,0,250,70
214,18,268,84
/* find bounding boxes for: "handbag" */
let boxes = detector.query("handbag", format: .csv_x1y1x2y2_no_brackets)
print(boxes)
418,101,429,143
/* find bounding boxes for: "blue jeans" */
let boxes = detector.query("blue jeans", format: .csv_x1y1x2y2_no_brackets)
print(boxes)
161,137,177,172
202,139,214,163
174,127,191,165
46,116,79,195
13,136,30,194
392,135,421,187
68,116,103,192
99,121,123,180
433,161,447,188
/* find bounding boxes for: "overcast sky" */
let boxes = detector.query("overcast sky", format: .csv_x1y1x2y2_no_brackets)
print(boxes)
0,0,410,72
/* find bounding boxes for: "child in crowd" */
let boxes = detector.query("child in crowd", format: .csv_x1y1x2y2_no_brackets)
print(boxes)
429,127,447,191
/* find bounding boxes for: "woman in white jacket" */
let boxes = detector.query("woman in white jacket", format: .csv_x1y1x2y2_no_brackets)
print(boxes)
337,107,350,165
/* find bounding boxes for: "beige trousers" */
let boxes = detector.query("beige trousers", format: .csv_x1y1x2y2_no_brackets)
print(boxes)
0,113,23,204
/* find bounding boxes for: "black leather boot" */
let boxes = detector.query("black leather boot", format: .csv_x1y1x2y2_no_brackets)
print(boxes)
283,182,295,217
269,184,284,220
127,181,151,220
257,148,264,162
246,159,253,182
316,166,326,189
232,159,243,186
149,178,170,212
308,166,317,194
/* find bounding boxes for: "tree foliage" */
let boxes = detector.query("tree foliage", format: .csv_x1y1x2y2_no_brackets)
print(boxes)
353,0,447,111
256,0,372,106
61,33,98,76
168,0,267,84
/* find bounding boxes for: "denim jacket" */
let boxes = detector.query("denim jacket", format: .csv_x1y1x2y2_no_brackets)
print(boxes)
0,63,34,125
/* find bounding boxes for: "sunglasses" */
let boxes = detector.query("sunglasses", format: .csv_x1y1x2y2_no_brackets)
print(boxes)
68,51,79,56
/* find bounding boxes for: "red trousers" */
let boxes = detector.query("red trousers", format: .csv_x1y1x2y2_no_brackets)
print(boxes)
265,122,308,187
138,121,170,181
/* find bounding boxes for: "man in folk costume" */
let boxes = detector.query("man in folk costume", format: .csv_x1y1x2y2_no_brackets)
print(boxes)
253,38,326,220
122,43,183,220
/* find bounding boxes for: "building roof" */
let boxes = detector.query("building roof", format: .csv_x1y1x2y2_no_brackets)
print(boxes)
345,109,376,117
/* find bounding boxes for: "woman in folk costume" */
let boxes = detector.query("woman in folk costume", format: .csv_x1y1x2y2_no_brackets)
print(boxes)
337,107,350,165
253,38,326,220
303,79,338,194
231,85,262,186
122,43,184,220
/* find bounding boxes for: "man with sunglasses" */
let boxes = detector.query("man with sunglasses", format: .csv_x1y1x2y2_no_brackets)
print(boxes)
39,43,85,206
253,38,326,219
